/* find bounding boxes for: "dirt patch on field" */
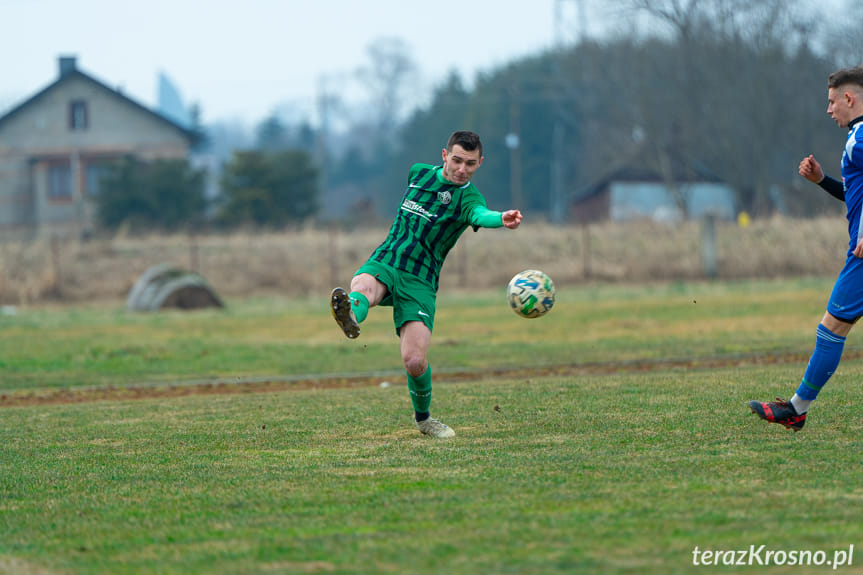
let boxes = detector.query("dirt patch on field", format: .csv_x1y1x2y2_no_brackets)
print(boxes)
0,350,840,408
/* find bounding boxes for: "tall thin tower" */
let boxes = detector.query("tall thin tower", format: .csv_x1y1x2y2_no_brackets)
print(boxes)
550,0,588,224
554,0,589,48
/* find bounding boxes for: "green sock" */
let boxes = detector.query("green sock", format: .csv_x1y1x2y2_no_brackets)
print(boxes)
407,364,432,414
349,291,369,323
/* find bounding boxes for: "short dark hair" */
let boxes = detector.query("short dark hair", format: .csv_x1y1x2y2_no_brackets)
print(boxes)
828,66,863,90
446,131,483,158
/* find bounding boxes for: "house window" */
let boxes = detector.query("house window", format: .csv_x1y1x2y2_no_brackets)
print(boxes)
49,163,73,200
69,100,88,130
85,162,113,196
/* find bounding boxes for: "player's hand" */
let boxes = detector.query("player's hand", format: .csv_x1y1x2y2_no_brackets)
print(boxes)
854,238,863,259
502,209,523,229
799,154,825,184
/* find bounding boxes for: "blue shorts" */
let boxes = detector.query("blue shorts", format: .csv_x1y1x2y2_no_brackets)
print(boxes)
827,253,863,322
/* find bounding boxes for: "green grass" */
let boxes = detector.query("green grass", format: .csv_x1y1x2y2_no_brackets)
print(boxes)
0,277,833,391
2,278,863,574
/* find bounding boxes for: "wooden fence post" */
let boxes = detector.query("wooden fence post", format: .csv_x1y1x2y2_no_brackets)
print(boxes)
582,224,591,280
50,235,63,298
328,224,339,288
700,213,719,279
189,231,199,273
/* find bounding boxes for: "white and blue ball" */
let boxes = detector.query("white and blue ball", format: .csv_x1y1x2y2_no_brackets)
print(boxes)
506,269,555,319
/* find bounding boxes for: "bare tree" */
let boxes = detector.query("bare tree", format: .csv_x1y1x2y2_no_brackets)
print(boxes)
355,37,420,136
823,0,863,68
621,0,815,215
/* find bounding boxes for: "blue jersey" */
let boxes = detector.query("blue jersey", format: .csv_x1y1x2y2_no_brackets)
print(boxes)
845,118,863,253
827,117,863,320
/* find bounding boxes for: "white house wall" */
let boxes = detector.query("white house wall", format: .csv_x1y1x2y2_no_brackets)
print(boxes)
0,73,189,234
609,181,736,223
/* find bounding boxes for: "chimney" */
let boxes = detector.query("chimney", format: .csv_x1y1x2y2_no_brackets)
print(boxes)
59,56,77,77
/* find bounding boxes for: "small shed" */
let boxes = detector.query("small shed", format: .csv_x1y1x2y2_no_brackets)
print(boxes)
571,165,736,224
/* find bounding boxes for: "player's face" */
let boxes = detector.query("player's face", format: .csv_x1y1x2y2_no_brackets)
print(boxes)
441,145,483,185
827,86,853,128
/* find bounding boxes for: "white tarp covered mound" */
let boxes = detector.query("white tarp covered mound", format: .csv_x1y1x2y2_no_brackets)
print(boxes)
127,263,224,311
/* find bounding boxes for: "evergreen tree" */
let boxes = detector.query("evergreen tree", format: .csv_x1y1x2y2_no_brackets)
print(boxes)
216,150,319,227
96,157,206,231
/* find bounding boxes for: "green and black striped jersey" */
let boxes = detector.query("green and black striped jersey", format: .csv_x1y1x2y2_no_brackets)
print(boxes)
370,163,498,291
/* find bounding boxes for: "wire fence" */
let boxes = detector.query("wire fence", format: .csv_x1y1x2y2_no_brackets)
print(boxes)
0,215,848,306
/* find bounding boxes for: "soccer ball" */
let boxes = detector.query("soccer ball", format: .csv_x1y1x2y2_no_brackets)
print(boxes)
507,269,555,318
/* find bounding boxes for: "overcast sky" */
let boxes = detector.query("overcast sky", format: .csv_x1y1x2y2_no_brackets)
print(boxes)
0,0,590,126
0,0,841,128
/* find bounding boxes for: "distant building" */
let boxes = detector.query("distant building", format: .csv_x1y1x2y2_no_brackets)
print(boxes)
157,71,191,128
571,164,737,224
0,56,196,237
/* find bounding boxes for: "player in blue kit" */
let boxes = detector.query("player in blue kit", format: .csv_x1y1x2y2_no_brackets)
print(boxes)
749,65,863,431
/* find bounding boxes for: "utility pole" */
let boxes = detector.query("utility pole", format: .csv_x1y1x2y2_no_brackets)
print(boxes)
549,0,589,224
550,122,565,225
316,76,332,198
506,86,523,210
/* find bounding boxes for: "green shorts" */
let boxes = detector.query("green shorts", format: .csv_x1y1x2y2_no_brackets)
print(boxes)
355,260,437,333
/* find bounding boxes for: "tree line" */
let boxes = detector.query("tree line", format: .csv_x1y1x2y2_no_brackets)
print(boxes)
95,0,863,232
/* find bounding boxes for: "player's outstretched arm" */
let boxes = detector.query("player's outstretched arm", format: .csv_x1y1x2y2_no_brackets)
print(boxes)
469,207,522,230
501,209,523,229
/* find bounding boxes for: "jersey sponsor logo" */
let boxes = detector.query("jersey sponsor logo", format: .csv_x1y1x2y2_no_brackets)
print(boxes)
401,199,436,221
437,191,452,204
417,310,430,318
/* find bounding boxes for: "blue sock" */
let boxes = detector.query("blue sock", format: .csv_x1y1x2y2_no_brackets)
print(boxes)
795,324,846,401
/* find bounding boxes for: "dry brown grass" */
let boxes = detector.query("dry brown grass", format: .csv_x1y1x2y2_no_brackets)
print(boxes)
0,215,848,306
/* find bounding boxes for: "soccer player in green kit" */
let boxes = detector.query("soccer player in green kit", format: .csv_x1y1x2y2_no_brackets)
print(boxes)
330,131,523,438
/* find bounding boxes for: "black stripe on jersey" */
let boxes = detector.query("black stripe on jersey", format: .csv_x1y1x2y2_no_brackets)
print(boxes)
410,181,461,285
396,168,445,282
386,217,412,270
406,167,438,196
414,167,435,187
399,216,424,278
435,193,469,255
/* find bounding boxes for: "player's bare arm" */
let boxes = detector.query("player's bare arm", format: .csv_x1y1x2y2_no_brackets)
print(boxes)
502,209,523,229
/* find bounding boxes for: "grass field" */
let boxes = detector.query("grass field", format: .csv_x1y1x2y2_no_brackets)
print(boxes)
2,278,863,574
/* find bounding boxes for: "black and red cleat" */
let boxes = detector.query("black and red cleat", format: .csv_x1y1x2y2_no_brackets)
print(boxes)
748,397,806,431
